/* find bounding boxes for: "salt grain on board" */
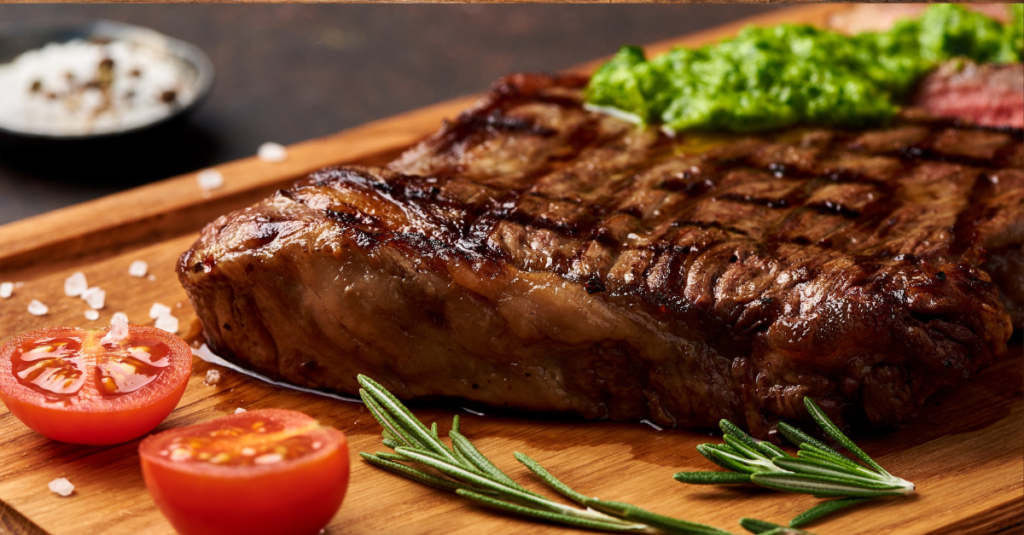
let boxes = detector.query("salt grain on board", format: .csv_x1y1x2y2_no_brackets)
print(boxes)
27,299,48,316
257,142,287,162
205,369,221,385
64,272,87,297
234,407,246,414
128,260,148,277
149,302,171,319
0,282,12,299
147,274,156,281
48,478,74,497
196,169,224,191
84,310,99,321
81,286,105,310
155,314,179,334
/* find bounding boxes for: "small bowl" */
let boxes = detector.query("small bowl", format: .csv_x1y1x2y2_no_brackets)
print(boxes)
0,20,214,142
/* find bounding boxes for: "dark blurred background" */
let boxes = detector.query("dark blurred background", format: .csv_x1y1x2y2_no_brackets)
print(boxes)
0,5,778,225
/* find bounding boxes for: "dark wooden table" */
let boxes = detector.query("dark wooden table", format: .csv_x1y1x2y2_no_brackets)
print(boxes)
0,4,777,226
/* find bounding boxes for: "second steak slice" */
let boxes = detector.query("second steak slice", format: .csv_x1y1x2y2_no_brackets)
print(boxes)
178,73,1018,438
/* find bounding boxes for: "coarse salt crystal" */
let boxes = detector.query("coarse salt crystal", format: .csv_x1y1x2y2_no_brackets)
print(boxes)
128,260,148,277
205,369,221,385
155,314,179,334
81,286,105,310
149,302,171,319
27,299,48,316
147,274,156,281
257,142,287,163
0,282,12,299
170,449,191,462
84,309,99,321
64,272,87,297
196,169,224,191
48,477,74,497
254,453,283,465
234,407,246,414
240,447,256,456
101,312,129,345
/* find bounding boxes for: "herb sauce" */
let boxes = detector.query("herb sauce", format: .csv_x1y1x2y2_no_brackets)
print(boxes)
585,4,1023,133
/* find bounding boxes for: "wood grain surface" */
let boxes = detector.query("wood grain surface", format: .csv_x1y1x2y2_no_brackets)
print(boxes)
0,5,1021,535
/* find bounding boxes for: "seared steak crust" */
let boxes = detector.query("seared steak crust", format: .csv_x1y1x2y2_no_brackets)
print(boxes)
179,73,1019,437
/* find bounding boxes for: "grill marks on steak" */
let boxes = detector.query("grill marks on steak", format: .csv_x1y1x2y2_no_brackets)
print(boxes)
390,74,1021,302
179,73,1019,438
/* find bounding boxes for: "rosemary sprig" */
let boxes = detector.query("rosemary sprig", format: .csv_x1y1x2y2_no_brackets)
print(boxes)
357,374,736,535
674,397,913,527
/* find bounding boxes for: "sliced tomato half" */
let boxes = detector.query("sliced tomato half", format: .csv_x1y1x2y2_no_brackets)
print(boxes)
0,325,192,445
139,409,349,535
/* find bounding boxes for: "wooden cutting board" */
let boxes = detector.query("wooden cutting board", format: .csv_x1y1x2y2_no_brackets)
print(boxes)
0,5,1021,535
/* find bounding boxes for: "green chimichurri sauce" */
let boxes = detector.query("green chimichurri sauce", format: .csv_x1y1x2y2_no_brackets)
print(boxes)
585,4,1024,133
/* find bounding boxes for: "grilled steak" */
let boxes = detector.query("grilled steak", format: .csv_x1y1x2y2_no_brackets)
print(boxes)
178,73,1020,438
911,62,1024,129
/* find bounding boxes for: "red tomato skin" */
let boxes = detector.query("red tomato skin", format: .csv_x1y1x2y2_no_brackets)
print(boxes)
140,412,350,535
0,378,188,445
0,325,193,445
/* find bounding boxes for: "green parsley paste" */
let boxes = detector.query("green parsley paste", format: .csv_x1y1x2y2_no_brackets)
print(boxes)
585,4,1024,133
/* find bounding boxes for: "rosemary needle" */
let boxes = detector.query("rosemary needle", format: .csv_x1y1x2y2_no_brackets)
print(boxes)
357,374,735,535
788,497,873,528
739,518,818,535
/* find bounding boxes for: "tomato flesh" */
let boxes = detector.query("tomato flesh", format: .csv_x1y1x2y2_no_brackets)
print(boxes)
140,409,349,535
0,326,191,445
